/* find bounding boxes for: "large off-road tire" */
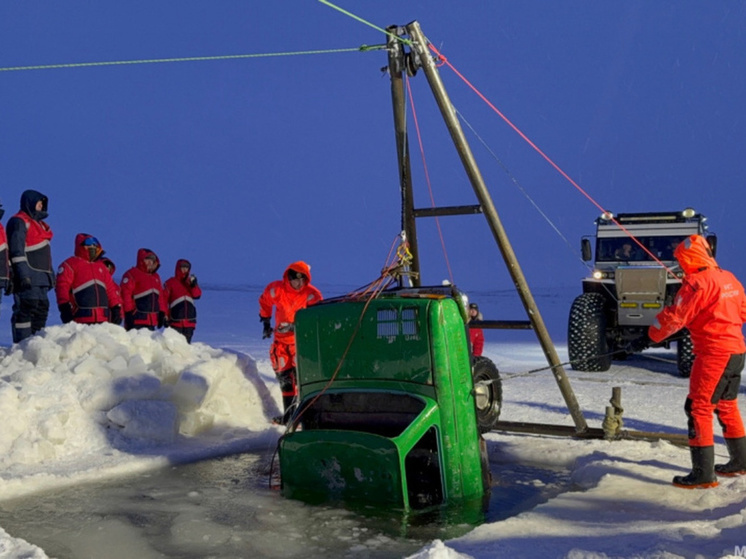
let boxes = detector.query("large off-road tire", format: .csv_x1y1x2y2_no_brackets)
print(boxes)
472,356,502,434
677,329,694,378
568,293,611,372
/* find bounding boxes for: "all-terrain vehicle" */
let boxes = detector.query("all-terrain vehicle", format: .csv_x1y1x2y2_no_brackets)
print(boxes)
568,208,716,377
278,285,501,512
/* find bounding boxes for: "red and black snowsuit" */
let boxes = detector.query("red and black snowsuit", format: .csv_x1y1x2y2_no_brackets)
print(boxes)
259,261,323,417
55,234,123,325
0,208,10,297
164,259,202,343
6,190,54,343
120,248,167,331
98,256,122,324
468,305,485,357
649,234,746,448
469,325,484,357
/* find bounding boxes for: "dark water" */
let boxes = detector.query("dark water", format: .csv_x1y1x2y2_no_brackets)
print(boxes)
0,450,572,559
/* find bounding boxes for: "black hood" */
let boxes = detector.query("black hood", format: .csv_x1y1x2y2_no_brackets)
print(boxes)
20,190,49,221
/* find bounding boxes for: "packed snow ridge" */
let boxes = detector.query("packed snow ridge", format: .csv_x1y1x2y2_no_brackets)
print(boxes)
0,323,279,500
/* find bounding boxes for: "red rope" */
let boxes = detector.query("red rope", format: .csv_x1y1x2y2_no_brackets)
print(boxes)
405,75,455,285
427,44,677,278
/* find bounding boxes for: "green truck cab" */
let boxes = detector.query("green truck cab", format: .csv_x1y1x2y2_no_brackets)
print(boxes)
278,285,500,512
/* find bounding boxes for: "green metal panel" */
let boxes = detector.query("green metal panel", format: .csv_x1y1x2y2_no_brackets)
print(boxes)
280,430,406,506
428,299,485,501
280,398,443,508
295,298,435,390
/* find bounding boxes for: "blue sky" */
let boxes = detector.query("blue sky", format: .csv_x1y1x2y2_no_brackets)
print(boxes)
2,1,745,298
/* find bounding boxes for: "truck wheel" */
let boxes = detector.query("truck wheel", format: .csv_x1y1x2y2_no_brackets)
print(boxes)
478,436,492,495
472,356,502,434
568,293,611,372
677,329,693,378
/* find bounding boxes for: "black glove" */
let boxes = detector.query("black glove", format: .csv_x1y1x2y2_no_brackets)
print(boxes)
260,316,273,339
626,333,650,353
189,275,198,288
3,281,11,296
109,305,122,325
58,303,74,324
18,276,32,292
124,311,135,331
158,311,167,329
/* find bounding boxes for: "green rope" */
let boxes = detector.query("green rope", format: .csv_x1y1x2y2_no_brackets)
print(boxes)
317,0,412,46
0,45,384,73
2,1,410,74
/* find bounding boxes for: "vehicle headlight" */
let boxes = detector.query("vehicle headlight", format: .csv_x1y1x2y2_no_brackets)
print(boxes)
592,270,615,280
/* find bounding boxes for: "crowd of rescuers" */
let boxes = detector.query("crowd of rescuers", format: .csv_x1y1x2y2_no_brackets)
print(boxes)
0,189,202,344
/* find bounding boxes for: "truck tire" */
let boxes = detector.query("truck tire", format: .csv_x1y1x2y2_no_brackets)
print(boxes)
479,436,492,495
472,356,502,434
677,329,694,378
568,293,611,372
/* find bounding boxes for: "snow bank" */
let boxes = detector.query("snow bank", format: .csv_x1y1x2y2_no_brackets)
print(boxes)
0,526,48,559
431,435,746,559
407,539,474,559
0,323,279,499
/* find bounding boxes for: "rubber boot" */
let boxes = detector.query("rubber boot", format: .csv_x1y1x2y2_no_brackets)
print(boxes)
272,369,297,426
672,446,719,489
715,437,746,477
280,395,296,425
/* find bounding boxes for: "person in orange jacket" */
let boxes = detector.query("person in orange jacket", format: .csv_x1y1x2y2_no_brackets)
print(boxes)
648,234,746,488
259,261,323,424
120,248,167,331
164,259,202,343
55,234,122,325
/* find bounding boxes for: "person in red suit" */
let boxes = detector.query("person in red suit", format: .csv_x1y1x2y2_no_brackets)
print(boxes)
120,248,167,331
7,190,54,343
98,256,122,325
468,302,485,357
0,200,10,313
55,234,122,325
164,259,202,343
259,261,323,424
100,256,117,277
649,234,746,488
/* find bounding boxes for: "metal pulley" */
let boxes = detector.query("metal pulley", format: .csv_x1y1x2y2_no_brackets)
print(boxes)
403,50,421,77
